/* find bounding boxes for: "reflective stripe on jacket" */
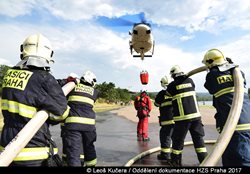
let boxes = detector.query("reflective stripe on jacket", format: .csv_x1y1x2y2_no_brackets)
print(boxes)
167,75,201,122
0,146,58,161
154,89,174,125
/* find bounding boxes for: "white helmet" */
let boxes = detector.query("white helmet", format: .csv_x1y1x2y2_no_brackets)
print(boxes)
81,70,97,87
19,33,54,68
160,76,169,89
170,65,183,78
202,48,227,68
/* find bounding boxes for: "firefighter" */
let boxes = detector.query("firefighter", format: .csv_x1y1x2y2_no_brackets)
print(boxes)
57,74,85,166
0,33,70,166
62,70,99,167
166,65,207,167
134,90,152,141
154,76,174,161
202,48,250,166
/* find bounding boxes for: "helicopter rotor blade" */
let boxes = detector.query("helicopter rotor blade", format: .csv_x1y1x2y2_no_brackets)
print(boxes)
138,12,147,23
96,16,135,27
96,13,151,27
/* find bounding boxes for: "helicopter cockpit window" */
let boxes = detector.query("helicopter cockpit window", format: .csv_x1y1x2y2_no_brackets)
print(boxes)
146,30,151,34
133,30,138,34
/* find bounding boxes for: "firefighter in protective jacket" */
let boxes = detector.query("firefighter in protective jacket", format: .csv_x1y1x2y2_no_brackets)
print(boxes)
166,65,207,167
134,91,152,141
203,49,250,166
154,76,174,161
62,70,99,167
0,34,70,166
57,74,85,166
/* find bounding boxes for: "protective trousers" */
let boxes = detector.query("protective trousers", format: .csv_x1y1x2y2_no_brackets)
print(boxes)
63,129,97,166
159,125,174,159
222,131,250,166
62,129,84,166
171,119,207,165
137,116,149,139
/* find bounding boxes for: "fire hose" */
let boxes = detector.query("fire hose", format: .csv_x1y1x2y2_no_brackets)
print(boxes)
0,81,77,166
186,66,208,77
124,140,216,167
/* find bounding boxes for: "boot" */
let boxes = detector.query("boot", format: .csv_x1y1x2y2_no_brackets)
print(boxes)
169,153,182,167
143,137,150,141
197,152,208,163
170,159,182,167
137,134,143,141
157,153,171,161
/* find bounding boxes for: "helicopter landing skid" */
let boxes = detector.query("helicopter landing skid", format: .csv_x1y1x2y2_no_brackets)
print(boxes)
133,55,152,57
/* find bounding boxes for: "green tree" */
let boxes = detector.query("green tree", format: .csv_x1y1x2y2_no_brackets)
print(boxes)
148,92,156,99
116,88,131,103
0,64,10,94
96,82,116,100
96,82,132,104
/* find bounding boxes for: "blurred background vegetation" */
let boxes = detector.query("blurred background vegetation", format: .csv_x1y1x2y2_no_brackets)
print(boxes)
2,64,249,131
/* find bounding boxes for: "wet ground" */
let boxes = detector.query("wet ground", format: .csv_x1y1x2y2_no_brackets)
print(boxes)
49,109,221,166
132,142,220,167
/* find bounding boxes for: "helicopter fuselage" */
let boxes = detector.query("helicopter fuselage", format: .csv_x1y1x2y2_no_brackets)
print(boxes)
129,23,154,60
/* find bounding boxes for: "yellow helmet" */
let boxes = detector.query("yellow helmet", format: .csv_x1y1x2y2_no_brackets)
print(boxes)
20,34,54,67
202,48,227,68
160,76,169,88
170,65,183,78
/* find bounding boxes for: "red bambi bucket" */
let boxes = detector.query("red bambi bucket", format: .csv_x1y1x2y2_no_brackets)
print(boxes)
140,70,149,85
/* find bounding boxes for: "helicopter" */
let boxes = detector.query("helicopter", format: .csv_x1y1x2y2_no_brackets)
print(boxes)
97,13,155,61
129,22,155,61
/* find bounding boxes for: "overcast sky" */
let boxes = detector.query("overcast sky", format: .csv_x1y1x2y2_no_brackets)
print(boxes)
1,0,250,92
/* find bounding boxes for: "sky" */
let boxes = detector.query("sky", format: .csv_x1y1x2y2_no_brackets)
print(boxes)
1,0,250,92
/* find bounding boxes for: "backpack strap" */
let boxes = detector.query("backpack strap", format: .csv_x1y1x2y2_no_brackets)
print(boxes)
138,96,149,111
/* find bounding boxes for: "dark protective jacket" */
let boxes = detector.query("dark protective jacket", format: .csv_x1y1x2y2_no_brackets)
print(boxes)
0,67,69,162
204,66,250,166
154,89,174,126
166,75,201,122
63,82,99,131
204,66,250,132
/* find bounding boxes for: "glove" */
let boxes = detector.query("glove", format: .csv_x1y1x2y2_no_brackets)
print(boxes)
66,73,79,84
66,77,77,83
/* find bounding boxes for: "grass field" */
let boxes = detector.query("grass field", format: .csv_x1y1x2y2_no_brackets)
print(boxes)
0,99,122,131
93,102,122,113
